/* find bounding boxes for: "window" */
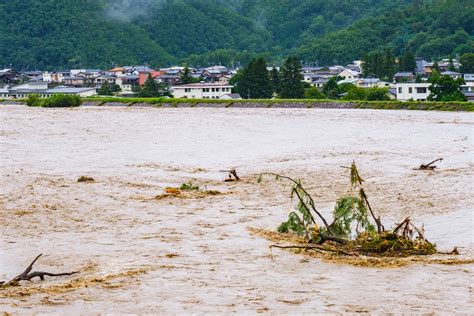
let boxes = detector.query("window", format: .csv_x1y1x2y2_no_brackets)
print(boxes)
409,87,413,94
416,87,427,94
185,88,191,93
398,87,402,93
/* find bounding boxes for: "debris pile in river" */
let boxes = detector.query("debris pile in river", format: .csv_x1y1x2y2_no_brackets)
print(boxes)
257,162,443,259
77,176,95,183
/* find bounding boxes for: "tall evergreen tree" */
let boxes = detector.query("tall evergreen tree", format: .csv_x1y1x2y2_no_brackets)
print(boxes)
382,49,396,80
139,73,169,97
97,80,113,96
460,53,474,73
399,51,417,72
432,60,440,73
235,58,272,99
180,65,193,84
270,67,280,96
447,56,456,71
322,77,341,99
362,50,396,80
279,57,304,99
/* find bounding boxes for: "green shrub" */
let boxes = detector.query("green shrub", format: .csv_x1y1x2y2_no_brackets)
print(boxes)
26,94,82,107
179,182,199,191
26,94,41,106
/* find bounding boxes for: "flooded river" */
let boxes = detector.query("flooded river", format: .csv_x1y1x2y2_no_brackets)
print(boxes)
1,104,473,313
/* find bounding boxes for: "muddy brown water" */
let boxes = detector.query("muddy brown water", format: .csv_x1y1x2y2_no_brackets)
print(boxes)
1,104,473,313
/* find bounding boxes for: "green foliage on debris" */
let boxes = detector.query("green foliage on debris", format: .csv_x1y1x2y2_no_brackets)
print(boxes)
179,182,199,191
259,162,438,257
331,196,375,238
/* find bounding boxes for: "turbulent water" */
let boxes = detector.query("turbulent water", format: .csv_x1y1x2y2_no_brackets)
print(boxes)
1,105,473,313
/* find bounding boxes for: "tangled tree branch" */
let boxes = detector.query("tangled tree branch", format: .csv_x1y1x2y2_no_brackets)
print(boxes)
417,158,443,170
257,162,438,257
1,254,78,287
259,173,330,230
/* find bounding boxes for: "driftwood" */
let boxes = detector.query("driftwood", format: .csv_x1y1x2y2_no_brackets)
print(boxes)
417,158,443,170
220,169,240,181
1,254,78,287
270,244,356,256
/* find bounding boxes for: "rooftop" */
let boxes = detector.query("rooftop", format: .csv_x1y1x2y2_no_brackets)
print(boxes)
174,83,233,88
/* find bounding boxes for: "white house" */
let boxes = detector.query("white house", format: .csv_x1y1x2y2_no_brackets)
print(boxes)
172,83,233,99
0,86,9,98
395,83,431,101
441,71,462,79
338,69,360,80
461,74,474,97
42,72,52,82
356,78,391,88
5,82,96,99
464,73,474,82
46,87,96,97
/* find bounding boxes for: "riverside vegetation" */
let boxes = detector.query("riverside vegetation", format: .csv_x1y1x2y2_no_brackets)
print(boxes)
26,94,82,108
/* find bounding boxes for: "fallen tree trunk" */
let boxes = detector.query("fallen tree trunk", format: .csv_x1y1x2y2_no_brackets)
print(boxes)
1,254,78,287
417,158,443,170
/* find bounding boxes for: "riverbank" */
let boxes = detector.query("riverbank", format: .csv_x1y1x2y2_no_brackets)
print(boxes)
1,98,473,111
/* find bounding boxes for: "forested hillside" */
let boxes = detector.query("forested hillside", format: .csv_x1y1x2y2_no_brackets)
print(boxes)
0,0,472,69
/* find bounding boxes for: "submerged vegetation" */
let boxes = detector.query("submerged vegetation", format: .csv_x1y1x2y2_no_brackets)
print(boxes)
258,162,441,260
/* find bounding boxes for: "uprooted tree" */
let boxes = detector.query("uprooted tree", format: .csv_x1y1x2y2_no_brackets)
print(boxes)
258,162,439,257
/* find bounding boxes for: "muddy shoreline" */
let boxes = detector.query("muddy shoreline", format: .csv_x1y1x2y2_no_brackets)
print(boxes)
1,105,473,313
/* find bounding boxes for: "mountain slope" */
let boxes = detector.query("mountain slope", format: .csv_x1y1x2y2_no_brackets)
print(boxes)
297,0,474,64
0,0,173,69
0,0,471,69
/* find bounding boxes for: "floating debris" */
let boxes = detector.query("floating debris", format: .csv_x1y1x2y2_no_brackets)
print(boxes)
77,176,95,183
256,162,466,265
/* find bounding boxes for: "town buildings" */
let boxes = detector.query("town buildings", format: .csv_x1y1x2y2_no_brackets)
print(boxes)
0,57,471,102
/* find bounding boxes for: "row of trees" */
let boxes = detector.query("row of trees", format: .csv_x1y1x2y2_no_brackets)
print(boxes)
361,50,419,80
232,57,305,99
362,51,474,82
232,57,392,101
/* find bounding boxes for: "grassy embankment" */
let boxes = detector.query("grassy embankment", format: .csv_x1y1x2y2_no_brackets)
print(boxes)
2,97,473,111
84,97,474,111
